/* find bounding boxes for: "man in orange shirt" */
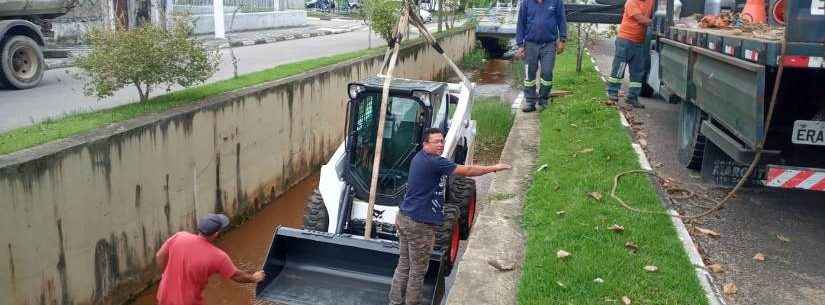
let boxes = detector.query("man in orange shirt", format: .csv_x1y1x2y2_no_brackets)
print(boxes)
606,0,655,108
155,213,265,305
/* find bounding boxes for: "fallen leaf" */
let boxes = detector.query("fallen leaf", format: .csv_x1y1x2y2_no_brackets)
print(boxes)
723,283,737,295
776,234,791,243
654,161,664,168
621,296,632,305
579,148,594,154
753,253,765,261
593,277,604,283
557,250,571,259
556,281,566,288
695,227,721,238
639,139,648,149
556,210,566,216
608,224,625,233
625,241,639,253
487,258,515,271
707,263,724,273
588,192,604,201
536,164,549,172
644,265,658,272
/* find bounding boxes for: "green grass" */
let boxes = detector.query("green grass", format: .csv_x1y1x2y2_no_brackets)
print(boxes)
517,45,708,305
0,28,469,156
471,97,514,164
459,45,488,71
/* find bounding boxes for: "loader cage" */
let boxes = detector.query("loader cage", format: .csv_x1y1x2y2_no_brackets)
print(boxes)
347,92,429,205
256,227,445,305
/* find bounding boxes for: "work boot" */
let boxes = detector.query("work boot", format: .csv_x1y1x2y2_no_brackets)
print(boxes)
538,99,551,112
626,99,645,109
522,104,537,112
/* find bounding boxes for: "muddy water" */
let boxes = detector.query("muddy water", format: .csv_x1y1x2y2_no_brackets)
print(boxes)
472,59,512,85
129,175,318,305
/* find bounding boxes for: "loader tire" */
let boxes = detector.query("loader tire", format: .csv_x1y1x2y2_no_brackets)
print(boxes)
303,189,329,232
448,176,477,240
436,203,460,276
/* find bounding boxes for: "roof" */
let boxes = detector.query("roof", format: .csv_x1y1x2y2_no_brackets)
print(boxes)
351,75,447,95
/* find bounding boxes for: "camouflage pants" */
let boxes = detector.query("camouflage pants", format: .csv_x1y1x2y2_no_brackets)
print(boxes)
388,213,436,305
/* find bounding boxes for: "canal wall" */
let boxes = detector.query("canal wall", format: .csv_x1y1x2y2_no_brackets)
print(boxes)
0,28,475,305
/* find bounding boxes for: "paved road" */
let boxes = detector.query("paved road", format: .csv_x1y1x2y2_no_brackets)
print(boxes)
0,21,443,132
589,38,825,305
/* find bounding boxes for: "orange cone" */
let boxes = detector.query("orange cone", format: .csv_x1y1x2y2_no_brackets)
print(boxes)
741,0,767,23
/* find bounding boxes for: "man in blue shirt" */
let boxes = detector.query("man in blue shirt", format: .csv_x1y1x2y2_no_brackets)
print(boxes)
388,128,510,305
516,0,568,112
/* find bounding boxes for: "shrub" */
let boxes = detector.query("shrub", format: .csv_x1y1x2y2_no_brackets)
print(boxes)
76,20,220,102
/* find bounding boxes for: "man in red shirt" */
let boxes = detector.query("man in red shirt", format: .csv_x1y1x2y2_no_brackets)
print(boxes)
155,213,264,305
606,0,655,108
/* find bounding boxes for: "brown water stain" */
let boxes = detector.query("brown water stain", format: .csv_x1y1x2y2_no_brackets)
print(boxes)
128,174,318,305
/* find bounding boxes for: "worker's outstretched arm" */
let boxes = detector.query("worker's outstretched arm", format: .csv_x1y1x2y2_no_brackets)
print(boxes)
231,270,266,283
453,163,511,177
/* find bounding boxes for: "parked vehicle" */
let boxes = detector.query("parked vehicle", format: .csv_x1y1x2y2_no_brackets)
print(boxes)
255,75,478,305
575,0,825,192
0,0,72,89
420,8,432,22
306,0,336,10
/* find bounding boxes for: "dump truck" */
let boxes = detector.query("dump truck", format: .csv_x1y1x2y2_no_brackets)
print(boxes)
574,0,825,191
255,76,478,305
646,0,825,191
0,0,74,89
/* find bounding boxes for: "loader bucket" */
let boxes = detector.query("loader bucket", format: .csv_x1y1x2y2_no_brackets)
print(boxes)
256,227,446,305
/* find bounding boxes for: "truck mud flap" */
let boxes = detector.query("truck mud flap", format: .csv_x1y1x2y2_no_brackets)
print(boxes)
255,227,445,305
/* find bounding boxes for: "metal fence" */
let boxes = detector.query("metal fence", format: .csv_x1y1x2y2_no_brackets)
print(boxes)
174,0,279,14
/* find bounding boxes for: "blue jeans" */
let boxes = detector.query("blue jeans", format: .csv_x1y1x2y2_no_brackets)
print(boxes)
606,38,645,102
523,41,557,106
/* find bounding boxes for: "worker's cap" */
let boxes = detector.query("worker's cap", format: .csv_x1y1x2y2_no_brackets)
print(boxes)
198,213,230,235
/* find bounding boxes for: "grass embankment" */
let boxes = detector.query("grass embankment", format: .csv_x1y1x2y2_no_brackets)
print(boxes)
0,28,469,156
471,97,513,164
517,46,708,304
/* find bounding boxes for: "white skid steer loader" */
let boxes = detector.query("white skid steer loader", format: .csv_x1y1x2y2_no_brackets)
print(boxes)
255,3,480,305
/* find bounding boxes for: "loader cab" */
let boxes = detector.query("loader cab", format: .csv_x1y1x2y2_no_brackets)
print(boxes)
344,76,449,206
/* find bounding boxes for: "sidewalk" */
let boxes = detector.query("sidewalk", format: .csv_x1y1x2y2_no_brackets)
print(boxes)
45,17,366,70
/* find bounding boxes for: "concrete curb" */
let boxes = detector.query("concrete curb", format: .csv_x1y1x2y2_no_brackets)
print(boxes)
585,47,727,305
445,106,540,305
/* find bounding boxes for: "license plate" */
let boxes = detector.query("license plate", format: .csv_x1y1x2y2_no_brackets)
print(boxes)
792,120,825,145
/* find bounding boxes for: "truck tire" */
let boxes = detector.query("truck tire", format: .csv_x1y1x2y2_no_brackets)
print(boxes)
677,100,707,170
448,176,477,240
303,189,329,232
1,35,45,90
435,204,460,276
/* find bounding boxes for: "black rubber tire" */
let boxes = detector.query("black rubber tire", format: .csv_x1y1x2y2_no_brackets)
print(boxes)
640,82,655,98
448,176,476,240
435,203,460,276
1,35,45,90
302,189,330,232
677,100,707,170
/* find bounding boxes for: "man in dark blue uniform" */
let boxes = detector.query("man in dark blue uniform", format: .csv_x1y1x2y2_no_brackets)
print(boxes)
516,0,568,112
388,128,510,305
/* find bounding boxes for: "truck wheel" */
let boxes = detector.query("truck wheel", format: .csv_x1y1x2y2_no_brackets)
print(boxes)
436,204,460,276
1,35,45,90
677,100,707,170
303,189,329,232
448,176,476,240
640,82,655,98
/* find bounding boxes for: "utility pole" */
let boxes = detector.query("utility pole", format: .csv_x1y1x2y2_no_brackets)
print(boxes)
214,0,226,38
576,23,583,73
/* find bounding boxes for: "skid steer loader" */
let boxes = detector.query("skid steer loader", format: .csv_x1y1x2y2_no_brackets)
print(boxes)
255,75,479,305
